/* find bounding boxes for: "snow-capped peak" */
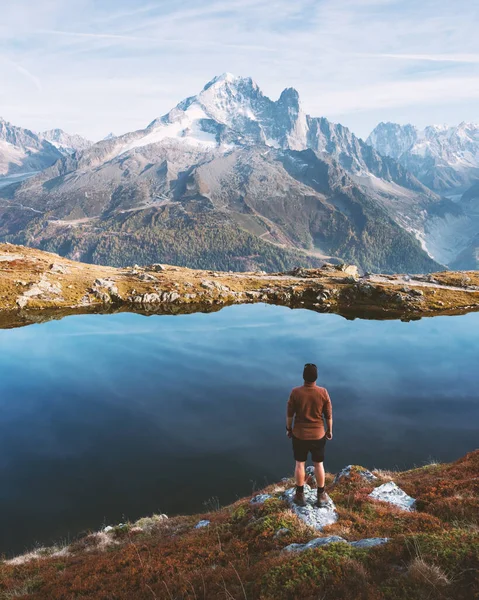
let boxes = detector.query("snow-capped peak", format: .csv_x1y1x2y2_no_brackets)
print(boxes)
367,120,479,191
40,129,92,155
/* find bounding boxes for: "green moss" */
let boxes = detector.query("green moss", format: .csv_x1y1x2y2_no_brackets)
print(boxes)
261,544,368,599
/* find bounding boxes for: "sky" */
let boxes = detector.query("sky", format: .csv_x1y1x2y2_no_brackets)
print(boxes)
1,0,478,142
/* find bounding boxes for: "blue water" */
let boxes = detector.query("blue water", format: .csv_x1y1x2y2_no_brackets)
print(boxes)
0,304,478,555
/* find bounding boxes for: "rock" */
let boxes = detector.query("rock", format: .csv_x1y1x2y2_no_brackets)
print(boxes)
250,494,273,505
274,528,290,538
141,293,162,304
342,265,359,277
201,280,215,290
138,273,158,282
410,289,424,297
283,536,389,553
50,263,68,274
284,485,337,530
334,465,377,484
195,520,210,529
103,526,114,533
283,536,346,552
356,282,374,296
93,279,119,298
368,482,416,511
349,537,389,548
148,264,164,272
162,291,180,303
16,296,28,309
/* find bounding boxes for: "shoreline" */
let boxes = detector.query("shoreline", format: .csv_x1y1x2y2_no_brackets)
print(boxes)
1,243,479,329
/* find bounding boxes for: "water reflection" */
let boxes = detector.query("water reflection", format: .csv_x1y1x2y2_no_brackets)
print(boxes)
0,304,477,555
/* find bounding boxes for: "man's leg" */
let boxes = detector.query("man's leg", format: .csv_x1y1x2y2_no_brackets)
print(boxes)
293,461,307,506
295,461,306,486
313,460,328,507
313,461,325,489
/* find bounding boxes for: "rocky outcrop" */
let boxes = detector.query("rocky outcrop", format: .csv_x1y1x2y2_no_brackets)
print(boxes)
369,481,416,511
0,244,478,325
334,465,377,484
283,485,337,530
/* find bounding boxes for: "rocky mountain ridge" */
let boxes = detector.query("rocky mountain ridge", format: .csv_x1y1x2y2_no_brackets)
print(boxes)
0,117,92,181
367,121,479,192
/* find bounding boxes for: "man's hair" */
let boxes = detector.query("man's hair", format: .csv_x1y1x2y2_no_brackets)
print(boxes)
303,363,318,383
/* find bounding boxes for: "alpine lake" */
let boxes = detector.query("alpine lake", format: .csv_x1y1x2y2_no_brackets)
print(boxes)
1,303,478,555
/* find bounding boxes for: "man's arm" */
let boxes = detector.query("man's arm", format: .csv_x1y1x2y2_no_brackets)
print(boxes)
323,390,333,440
286,391,295,437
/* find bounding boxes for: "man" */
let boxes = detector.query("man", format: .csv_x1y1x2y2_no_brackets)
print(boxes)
286,363,333,507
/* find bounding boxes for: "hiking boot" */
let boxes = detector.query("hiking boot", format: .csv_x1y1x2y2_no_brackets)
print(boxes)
316,491,329,508
293,490,306,507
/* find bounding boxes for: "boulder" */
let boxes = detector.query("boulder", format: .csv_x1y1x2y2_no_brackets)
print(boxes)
334,465,377,484
284,485,337,530
148,264,164,272
368,482,415,511
283,536,389,553
350,537,389,548
250,494,272,505
50,263,68,274
283,535,346,552
195,520,210,529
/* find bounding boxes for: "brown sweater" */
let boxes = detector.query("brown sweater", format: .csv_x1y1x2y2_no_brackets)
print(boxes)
287,382,332,440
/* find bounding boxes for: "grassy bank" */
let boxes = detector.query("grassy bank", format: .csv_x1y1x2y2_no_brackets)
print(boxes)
1,451,477,599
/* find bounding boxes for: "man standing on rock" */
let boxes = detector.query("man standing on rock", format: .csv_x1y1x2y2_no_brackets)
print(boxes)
286,363,333,508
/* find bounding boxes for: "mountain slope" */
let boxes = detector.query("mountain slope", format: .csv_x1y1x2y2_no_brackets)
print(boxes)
367,121,479,192
0,75,450,273
40,129,93,155
0,118,92,189
0,117,62,178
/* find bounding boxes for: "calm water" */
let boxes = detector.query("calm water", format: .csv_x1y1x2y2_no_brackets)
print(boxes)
0,305,478,555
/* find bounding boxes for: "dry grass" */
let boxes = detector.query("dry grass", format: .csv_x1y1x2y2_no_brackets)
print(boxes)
407,557,450,587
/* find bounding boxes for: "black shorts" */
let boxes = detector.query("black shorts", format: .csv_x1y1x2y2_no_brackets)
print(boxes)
292,435,326,463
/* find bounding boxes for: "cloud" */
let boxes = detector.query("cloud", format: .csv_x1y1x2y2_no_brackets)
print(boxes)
370,53,479,64
0,57,42,92
0,0,477,140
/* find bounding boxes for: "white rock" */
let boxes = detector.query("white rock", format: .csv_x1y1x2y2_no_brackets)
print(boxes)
283,536,388,553
350,537,389,548
334,465,377,484
103,526,114,533
250,493,273,504
368,482,415,511
16,296,28,309
284,485,337,530
50,263,68,274
195,520,210,529
283,536,346,552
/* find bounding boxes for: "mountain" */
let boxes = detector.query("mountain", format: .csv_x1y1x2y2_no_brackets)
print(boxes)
367,122,479,192
39,129,92,155
0,117,62,179
0,74,456,273
0,119,92,191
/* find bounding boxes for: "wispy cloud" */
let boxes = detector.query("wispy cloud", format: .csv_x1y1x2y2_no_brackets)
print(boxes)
370,53,479,64
0,57,42,92
0,0,477,139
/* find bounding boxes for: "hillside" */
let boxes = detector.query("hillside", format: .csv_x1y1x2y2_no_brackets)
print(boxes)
1,450,477,599
0,244,478,330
